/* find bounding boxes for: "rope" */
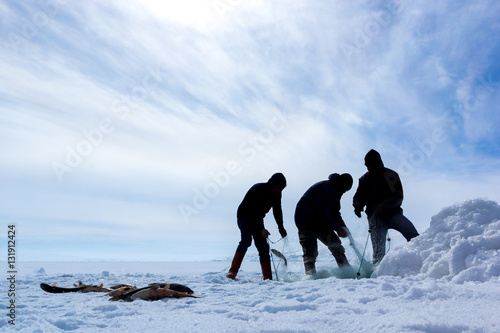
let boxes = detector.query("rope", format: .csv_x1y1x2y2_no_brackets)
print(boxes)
268,237,284,244
356,229,371,278
268,239,279,281
386,230,391,255
345,227,370,279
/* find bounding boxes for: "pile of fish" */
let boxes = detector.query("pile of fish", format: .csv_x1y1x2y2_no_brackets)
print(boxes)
40,281,200,301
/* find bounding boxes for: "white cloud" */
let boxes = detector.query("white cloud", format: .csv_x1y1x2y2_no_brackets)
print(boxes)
0,0,499,260
137,0,219,26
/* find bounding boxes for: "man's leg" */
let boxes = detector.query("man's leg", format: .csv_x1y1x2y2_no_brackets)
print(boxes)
318,231,350,267
387,211,419,241
253,230,271,263
226,251,245,279
253,229,272,280
369,213,388,264
236,218,253,254
227,219,252,279
298,230,318,275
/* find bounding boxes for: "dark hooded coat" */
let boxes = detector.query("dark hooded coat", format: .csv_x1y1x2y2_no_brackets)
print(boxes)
237,173,285,231
294,173,347,233
352,162,404,219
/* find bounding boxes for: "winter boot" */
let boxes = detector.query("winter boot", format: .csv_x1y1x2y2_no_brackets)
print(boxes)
226,251,245,280
304,261,316,275
260,261,273,280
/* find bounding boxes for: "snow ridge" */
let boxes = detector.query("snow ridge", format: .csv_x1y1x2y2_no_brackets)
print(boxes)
374,199,500,283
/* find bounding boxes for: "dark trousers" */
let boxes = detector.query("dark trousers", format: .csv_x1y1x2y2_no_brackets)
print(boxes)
369,212,419,264
236,218,270,263
298,229,349,274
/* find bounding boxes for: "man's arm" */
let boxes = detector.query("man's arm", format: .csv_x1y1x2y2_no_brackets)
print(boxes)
352,178,366,217
272,193,287,237
328,194,348,237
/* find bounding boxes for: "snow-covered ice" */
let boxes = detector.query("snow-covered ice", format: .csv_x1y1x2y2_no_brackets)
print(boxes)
2,199,500,332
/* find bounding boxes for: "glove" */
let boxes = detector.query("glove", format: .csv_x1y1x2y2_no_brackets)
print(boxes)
261,228,270,239
336,228,348,238
279,227,287,238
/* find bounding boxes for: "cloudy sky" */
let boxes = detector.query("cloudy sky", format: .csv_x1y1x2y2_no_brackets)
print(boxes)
1,0,499,261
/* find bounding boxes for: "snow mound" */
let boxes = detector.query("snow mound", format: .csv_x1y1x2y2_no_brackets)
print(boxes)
373,199,500,283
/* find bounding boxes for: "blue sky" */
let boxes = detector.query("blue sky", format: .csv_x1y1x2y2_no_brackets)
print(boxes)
1,0,499,261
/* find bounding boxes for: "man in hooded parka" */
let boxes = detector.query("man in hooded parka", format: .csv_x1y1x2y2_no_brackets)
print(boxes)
226,173,288,280
353,149,419,264
295,173,353,275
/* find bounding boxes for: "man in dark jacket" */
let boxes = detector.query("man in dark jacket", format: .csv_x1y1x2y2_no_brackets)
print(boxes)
353,149,419,264
226,173,288,280
295,173,353,275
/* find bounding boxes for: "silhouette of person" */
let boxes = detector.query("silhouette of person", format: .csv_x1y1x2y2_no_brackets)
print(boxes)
353,149,419,264
295,173,352,275
226,173,288,280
